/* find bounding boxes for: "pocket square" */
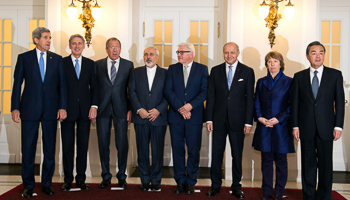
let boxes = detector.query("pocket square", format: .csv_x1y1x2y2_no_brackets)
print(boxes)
238,79,244,82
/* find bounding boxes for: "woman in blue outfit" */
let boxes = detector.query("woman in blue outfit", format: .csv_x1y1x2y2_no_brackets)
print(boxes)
253,51,295,200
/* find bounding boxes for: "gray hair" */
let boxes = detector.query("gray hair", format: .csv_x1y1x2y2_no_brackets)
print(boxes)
223,42,240,53
178,42,196,57
69,34,85,45
145,46,159,56
32,27,50,44
106,37,121,49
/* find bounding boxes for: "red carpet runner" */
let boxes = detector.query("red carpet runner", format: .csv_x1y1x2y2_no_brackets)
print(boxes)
0,183,346,200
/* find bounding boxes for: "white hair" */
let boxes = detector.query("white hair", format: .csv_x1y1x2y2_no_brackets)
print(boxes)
178,43,195,57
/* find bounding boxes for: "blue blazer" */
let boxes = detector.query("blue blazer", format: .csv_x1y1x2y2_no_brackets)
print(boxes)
128,65,168,126
164,62,208,125
11,49,67,120
253,72,295,153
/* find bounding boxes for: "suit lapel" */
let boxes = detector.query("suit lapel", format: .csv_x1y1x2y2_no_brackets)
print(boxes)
45,51,54,82
303,69,314,99
219,63,229,91
141,66,150,91
114,58,125,82
151,65,161,92
187,62,198,87
316,66,330,100
30,49,42,82
176,63,185,90
262,77,271,90
67,56,78,80
101,57,110,84
230,62,243,90
79,57,87,80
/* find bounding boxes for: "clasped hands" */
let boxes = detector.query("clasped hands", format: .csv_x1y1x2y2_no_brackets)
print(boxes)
258,117,279,127
138,108,160,121
179,103,193,120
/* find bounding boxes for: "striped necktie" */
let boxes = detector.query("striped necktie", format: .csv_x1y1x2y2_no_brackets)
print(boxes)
111,61,117,84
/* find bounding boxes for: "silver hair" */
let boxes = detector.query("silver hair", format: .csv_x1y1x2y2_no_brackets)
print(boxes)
32,27,51,44
146,46,159,56
69,34,85,45
223,42,240,53
178,42,196,57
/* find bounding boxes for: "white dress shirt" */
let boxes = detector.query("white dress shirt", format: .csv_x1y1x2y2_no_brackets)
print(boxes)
71,55,82,72
36,48,47,74
147,65,157,91
226,60,238,80
183,61,193,77
107,57,120,80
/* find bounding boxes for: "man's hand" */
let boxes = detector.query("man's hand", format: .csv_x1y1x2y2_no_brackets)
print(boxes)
12,110,21,123
333,129,342,141
181,111,191,120
206,122,213,132
138,108,149,119
127,111,132,124
244,126,251,134
148,108,160,121
179,103,193,114
88,107,97,125
293,128,300,141
258,117,268,126
57,109,67,122
268,117,279,126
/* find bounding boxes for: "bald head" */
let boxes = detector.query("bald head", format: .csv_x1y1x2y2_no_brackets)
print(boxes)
223,42,240,65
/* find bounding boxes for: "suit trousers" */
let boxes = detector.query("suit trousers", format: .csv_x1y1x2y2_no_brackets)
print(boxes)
261,152,288,196
210,116,245,191
169,121,202,186
96,106,128,181
134,123,166,185
301,134,333,200
61,115,91,183
21,119,57,189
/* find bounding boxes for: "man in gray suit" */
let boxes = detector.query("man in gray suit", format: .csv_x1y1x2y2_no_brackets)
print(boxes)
128,47,168,191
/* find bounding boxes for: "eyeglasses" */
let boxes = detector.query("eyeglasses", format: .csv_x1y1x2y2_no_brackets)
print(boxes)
108,46,120,50
176,51,191,55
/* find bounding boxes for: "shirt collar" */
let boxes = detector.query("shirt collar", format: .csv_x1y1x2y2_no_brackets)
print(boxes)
71,55,82,62
183,60,193,68
36,48,46,56
147,65,157,72
226,60,238,69
310,65,324,74
107,56,120,64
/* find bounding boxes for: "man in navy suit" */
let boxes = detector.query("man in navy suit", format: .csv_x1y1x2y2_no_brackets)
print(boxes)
11,27,67,198
61,34,98,191
292,41,345,200
128,47,168,191
164,43,208,195
95,38,134,188
206,42,255,199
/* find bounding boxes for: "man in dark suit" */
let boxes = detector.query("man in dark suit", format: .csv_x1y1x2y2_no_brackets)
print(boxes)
206,42,255,199
292,41,344,200
95,37,134,188
11,27,67,198
61,34,98,191
128,47,168,191
164,43,208,195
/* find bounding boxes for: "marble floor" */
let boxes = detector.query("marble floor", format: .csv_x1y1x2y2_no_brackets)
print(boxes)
0,175,349,199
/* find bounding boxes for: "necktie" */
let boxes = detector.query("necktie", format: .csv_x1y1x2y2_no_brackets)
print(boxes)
111,61,117,84
75,59,80,79
228,65,233,90
39,52,45,82
312,70,319,99
184,65,189,87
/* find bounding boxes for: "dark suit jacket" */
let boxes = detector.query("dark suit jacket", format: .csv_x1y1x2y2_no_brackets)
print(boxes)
128,65,168,126
164,62,208,125
253,73,295,153
291,66,344,140
206,62,255,131
63,55,98,121
95,57,134,118
11,49,67,120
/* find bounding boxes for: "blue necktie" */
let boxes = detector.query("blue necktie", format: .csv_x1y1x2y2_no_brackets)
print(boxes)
39,52,45,82
228,65,233,90
75,59,80,79
312,70,319,99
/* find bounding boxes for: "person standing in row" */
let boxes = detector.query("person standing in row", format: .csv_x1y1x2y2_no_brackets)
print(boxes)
128,47,168,191
61,34,98,191
206,42,255,199
11,27,67,198
95,37,134,189
164,43,208,195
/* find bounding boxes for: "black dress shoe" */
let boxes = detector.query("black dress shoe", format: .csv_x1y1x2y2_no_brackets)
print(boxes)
76,182,90,190
273,194,283,200
186,184,194,195
99,179,111,188
151,185,160,191
118,179,128,188
207,188,220,197
61,183,72,191
43,186,54,195
23,189,33,198
174,184,184,194
140,183,149,191
232,189,244,199
261,194,272,200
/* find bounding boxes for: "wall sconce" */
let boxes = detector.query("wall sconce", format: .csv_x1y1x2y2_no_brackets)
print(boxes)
259,0,294,48
67,0,101,47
